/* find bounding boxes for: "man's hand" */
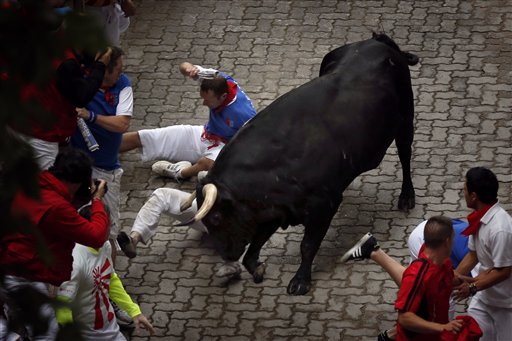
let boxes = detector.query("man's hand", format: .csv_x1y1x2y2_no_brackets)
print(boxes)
120,0,136,17
91,179,107,200
179,62,199,80
76,107,91,121
96,47,112,66
442,319,464,334
452,271,472,287
132,313,155,336
453,280,474,301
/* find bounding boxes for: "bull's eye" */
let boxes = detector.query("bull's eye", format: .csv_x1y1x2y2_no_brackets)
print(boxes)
209,212,222,227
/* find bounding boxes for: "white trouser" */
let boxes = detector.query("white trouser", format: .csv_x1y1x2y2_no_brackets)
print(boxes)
93,167,124,239
18,134,59,170
131,188,205,243
468,294,512,341
138,125,224,163
2,276,58,341
131,188,242,278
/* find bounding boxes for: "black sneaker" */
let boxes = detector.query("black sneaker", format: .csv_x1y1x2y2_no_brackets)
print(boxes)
340,232,379,262
116,231,137,259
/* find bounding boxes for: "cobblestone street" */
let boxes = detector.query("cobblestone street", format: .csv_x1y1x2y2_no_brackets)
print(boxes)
116,1,512,340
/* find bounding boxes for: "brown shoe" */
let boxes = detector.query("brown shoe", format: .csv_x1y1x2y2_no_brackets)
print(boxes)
117,231,137,258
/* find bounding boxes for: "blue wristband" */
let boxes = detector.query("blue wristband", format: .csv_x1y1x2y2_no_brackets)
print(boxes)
88,110,97,123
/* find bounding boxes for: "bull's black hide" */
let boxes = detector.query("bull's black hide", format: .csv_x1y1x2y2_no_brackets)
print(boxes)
195,33,418,295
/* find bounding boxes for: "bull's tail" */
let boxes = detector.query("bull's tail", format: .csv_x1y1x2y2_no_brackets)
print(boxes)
402,52,419,66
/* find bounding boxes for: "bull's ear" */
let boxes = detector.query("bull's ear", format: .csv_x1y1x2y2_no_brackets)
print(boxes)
403,52,419,66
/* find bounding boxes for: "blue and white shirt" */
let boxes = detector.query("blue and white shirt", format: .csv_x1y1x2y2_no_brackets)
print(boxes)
71,74,133,170
203,72,256,142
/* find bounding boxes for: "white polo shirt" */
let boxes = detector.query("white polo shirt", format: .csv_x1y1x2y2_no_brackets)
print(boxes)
469,202,512,308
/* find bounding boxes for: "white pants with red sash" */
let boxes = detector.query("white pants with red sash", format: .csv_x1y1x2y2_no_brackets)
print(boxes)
138,125,224,163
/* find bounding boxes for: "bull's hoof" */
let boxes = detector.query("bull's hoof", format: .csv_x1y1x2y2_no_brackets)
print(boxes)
216,261,242,278
287,277,311,295
398,194,415,211
252,262,266,283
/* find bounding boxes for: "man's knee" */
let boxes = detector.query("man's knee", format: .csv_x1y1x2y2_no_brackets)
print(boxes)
152,188,174,202
149,188,186,211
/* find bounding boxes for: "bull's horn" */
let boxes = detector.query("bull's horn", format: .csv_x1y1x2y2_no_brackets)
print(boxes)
180,191,196,212
173,184,217,228
194,183,217,221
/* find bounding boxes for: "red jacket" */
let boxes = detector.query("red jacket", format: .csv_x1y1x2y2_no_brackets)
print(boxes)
16,50,105,142
20,78,76,142
0,171,109,286
395,251,453,341
440,316,482,341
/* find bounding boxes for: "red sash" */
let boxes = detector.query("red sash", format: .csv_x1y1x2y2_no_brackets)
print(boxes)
201,128,227,150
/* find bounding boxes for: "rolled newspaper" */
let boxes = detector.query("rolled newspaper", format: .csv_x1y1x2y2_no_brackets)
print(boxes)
195,66,219,80
77,117,99,152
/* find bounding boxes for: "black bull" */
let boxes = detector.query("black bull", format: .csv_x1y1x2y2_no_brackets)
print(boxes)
186,34,418,295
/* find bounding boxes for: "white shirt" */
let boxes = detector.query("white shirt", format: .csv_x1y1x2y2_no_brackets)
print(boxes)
469,203,512,308
116,87,133,117
407,220,426,264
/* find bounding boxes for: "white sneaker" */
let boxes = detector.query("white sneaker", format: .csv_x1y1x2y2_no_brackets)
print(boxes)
151,160,192,179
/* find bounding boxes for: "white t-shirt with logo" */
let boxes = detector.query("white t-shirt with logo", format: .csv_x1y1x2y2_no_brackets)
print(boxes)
58,242,125,341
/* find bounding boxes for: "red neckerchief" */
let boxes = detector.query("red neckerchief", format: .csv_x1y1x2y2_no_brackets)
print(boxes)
213,80,237,114
101,85,115,107
462,204,493,236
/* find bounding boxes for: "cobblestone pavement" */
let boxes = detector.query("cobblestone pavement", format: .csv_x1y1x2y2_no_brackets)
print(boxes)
116,1,512,340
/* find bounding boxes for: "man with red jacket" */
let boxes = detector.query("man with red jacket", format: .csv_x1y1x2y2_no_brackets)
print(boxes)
0,147,110,340
13,48,112,170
